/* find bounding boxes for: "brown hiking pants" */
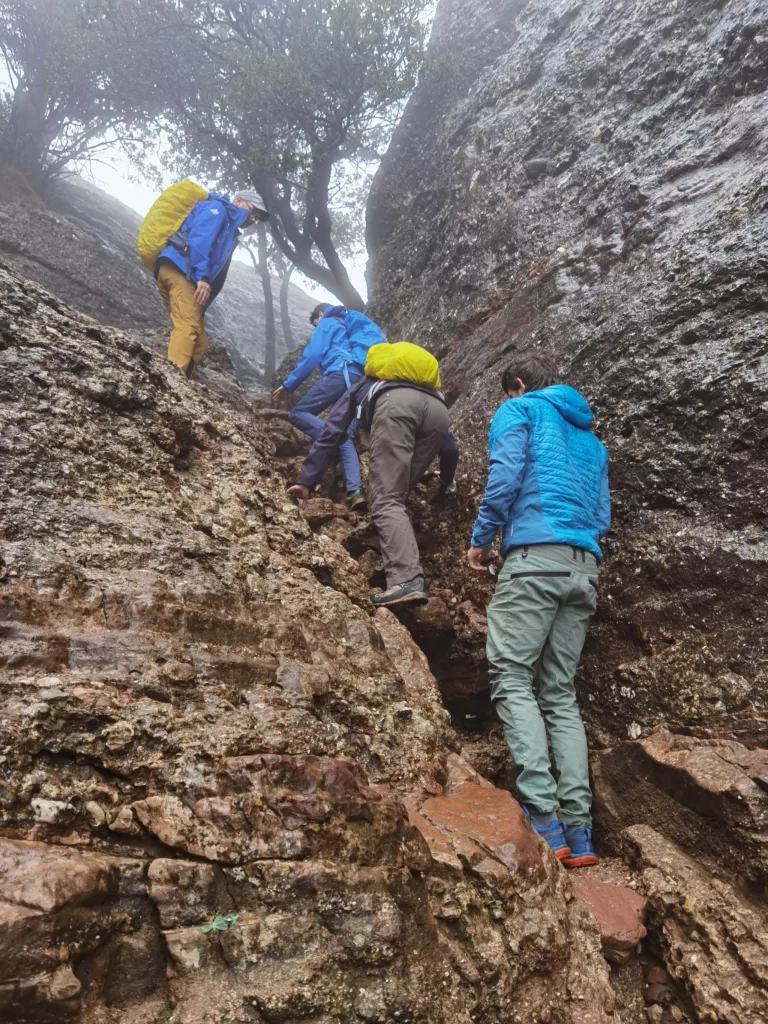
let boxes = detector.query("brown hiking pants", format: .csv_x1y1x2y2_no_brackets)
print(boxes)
368,387,450,588
157,263,209,374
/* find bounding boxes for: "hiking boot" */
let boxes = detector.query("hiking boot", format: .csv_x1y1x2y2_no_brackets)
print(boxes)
371,580,428,608
523,806,571,862
345,490,367,513
562,826,599,869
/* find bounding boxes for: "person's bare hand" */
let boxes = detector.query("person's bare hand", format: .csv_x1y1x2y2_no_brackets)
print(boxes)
466,546,492,572
272,385,285,401
288,484,310,501
194,280,211,306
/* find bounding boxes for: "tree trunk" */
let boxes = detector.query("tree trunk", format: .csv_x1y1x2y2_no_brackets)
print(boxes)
254,170,365,310
249,227,276,388
273,250,296,353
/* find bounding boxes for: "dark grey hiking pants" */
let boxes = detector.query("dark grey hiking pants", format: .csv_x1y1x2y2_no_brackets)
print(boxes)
368,387,450,588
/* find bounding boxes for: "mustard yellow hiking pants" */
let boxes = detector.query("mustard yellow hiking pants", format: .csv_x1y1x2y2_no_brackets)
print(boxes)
156,263,209,374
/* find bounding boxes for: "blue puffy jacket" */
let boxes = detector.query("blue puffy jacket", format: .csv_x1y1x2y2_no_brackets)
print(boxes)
282,311,356,392
470,385,610,560
158,193,249,292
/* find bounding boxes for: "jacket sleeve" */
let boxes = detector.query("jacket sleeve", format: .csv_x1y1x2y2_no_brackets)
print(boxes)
297,386,358,489
283,319,344,392
185,201,226,284
470,423,529,548
595,451,611,539
438,432,459,485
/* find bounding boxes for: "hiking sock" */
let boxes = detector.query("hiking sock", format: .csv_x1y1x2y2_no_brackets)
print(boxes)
529,809,559,827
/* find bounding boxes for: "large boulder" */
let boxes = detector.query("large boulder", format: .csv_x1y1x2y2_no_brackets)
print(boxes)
367,0,768,746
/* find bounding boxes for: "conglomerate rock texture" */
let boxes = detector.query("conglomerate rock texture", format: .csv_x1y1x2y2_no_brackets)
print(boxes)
0,262,621,1022
4,0,768,1017
368,0,768,749
365,2,768,1017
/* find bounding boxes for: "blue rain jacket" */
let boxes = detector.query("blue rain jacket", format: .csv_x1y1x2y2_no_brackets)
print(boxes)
282,309,356,392
470,385,610,560
158,192,250,289
324,305,387,370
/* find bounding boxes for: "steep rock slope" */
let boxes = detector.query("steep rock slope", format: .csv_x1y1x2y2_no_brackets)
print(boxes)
368,0,768,749
0,174,314,388
0,262,622,1023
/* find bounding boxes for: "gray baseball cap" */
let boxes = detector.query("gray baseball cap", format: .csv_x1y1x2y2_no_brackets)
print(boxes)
233,189,269,219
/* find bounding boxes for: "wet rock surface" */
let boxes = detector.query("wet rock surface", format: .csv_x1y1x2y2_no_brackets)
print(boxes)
365,0,768,1016
0,262,618,1021
0,173,314,388
593,733,768,892
622,825,768,1024
368,0,768,747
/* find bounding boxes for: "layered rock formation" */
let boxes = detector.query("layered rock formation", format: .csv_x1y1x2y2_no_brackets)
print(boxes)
4,0,768,1017
364,1,768,1018
0,262,626,1022
0,173,315,388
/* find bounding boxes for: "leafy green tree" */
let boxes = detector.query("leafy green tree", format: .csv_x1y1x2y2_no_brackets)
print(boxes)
0,0,158,190
140,0,428,307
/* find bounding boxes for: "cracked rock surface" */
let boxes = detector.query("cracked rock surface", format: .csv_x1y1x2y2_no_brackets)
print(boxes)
368,0,768,748
0,262,616,1022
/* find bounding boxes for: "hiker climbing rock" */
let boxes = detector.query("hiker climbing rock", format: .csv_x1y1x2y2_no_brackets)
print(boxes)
138,182,268,377
273,303,385,511
289,341,452,608
467,350,610,868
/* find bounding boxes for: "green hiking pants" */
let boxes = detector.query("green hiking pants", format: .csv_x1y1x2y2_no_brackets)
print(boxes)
486,543,599,827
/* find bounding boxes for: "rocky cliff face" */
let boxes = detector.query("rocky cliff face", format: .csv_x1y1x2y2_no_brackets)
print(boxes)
1,261,633,1023
364,0,768,1016
368,0,768,749
4,0,768,1018
0,173,315,388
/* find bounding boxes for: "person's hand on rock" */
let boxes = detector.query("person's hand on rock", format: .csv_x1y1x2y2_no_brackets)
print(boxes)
288,484,310,501
272,385,285,402
467,546,492,572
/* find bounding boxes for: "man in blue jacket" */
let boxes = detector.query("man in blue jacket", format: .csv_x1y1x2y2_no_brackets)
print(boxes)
272,303,385,511
467,350,610,869
156,189,268,377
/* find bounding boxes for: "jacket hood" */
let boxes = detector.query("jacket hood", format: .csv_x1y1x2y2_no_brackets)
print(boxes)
529,385,593,429
208,192,250,225
324,304,349,323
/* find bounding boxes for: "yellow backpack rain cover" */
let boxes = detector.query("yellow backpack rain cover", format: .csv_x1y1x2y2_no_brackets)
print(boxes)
137,180,208,271
364,341,441,390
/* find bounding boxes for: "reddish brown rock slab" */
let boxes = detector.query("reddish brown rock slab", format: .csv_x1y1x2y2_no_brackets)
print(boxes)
404,797,478,872
419,782,545,878
301,496,347,527
592,732,768,889
570,875,648,965
0,837,118,912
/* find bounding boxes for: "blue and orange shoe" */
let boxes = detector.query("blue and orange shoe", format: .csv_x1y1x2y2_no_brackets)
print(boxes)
562,825,599,868
523,806,571,862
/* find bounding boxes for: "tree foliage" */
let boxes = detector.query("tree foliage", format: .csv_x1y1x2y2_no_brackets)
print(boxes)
0,0,159,190
134,0,429,306
0,0,429,301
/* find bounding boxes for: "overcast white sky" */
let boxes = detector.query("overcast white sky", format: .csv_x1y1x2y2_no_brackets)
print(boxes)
85,147,368,303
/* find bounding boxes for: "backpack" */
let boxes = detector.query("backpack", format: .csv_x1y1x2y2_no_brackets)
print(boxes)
365,341,441,390
137,180,208,271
